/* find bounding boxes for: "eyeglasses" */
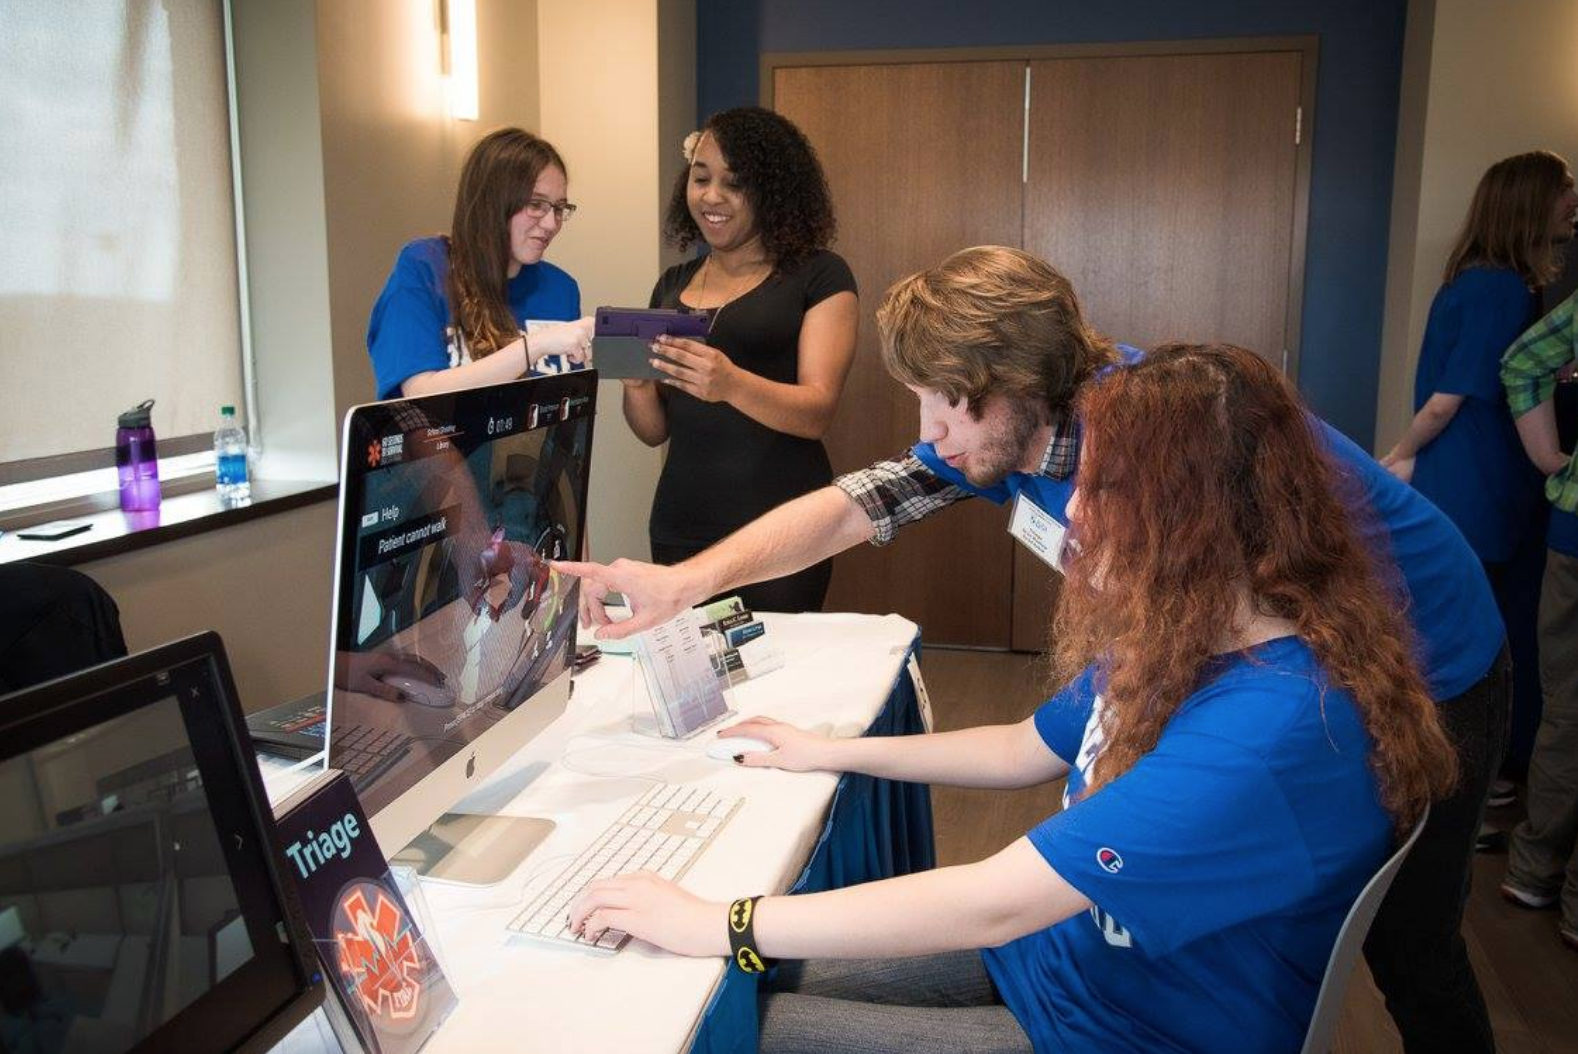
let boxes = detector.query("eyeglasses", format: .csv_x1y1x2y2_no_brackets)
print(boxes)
522,197,578,223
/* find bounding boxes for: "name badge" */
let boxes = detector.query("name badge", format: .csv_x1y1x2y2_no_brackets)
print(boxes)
1008,491,1067,573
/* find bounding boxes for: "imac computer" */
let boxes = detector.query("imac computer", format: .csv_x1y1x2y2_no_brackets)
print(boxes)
325,371,595,883
0,633,325,1054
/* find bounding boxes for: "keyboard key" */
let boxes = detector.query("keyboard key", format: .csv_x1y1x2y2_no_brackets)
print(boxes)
506,781,741,955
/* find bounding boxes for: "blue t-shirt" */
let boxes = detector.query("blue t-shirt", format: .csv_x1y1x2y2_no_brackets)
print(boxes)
983,637,1391,1054
366,236,581,399
913,346,1503,701
1411,267,1543,561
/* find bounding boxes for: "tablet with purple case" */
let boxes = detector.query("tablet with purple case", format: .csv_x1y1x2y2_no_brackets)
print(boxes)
592,307,711,380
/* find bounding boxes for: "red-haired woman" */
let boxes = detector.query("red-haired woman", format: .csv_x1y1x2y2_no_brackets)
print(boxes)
569,343,1457,1054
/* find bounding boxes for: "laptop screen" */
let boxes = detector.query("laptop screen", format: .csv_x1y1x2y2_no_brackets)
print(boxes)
329,373,594,817
0,638,319,1053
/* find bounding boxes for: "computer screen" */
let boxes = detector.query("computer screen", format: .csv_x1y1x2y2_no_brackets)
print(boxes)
326,372,595,862
0,633,322,1054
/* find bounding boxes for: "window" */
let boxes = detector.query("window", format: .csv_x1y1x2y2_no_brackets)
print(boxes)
0,0,247,501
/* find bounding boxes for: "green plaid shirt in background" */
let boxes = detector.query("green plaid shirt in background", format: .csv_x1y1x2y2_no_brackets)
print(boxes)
1502,290,1578,513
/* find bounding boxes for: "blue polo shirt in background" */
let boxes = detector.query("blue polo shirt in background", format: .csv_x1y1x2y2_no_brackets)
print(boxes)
366,236,580,400
913,346,1504,701
1411,267,1544,562
983,638,1391,1053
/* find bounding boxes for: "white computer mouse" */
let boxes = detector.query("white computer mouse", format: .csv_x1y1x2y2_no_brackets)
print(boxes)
704,736,775,761
381,674,456,709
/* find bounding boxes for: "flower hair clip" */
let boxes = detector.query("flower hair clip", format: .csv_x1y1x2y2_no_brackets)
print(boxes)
682,130,703,164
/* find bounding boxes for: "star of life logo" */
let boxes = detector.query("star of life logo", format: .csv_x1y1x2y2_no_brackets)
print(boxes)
335,882,424,1021
368,433,404,469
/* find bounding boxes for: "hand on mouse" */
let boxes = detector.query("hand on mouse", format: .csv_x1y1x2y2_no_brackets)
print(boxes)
718,717,832,772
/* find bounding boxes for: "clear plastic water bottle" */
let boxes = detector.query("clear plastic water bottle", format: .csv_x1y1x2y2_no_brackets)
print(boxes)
215,405,251,504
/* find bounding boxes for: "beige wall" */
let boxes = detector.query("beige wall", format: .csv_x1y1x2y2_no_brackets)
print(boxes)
537,0,693,563
1376,0,1578,451
82,501,338,712
316,0,543,422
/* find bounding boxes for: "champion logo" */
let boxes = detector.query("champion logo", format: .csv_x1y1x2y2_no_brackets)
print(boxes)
1096,847,1124,874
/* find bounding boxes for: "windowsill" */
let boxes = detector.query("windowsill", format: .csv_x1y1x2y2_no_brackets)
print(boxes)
0,480,337,568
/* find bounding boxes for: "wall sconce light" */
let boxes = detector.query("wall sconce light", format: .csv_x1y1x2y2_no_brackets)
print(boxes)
439,0,479,121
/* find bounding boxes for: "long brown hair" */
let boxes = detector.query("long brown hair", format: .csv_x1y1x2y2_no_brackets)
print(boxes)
447,128,567,358
1444,150,1571,286
1057,343,1456,831
877,247,1116,422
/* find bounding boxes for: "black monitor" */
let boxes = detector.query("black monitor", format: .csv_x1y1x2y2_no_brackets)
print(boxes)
325,372,595,882
0,633,324,1054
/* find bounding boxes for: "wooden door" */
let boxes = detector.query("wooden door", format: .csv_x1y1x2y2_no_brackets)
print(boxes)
775,62,1026,647
1012,51,1303,650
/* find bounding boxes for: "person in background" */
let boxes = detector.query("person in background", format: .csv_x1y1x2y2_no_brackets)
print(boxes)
620,107,858,614
569,343,1458,1054
1383,152,1578,829
367,127,593,400
1500,287,1578,954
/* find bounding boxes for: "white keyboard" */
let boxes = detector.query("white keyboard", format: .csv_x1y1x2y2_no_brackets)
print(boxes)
506,782,742,953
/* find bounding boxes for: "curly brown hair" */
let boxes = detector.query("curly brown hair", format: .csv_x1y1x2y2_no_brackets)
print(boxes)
663,107,835,271
1057,343,1457,833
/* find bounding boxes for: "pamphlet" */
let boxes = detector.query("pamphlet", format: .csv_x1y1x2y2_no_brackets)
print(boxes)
274,770,457,1054
630,609,731,737
695,598,783,688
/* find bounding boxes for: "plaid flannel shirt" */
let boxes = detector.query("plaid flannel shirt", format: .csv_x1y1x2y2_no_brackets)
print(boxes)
833,411,1080,544
1501,290,1578,513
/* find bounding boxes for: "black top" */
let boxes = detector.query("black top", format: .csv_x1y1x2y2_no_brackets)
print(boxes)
647,249,857,547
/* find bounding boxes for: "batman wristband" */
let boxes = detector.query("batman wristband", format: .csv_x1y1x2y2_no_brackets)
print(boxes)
727,896,772,974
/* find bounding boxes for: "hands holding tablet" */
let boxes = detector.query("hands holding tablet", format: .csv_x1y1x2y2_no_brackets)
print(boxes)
647,334,738,403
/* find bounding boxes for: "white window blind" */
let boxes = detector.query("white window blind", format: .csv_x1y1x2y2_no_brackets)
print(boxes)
0,0,245,484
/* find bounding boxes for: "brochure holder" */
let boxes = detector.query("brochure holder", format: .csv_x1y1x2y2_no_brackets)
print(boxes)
628,608,733,738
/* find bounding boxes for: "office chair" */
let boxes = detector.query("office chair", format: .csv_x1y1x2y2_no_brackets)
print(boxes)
1299,805,1429,1054
0,562,127,693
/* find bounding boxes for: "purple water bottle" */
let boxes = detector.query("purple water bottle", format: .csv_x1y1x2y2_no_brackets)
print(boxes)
116,399,162,512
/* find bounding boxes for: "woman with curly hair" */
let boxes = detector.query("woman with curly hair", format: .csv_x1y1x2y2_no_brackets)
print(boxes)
623,107,858,613
570,343,1458,1054
367,128,593,400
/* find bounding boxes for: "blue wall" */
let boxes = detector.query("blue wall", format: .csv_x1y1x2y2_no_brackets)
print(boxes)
696,0,1409,447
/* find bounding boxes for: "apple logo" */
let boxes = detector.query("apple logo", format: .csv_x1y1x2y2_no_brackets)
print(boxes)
465,753,476,779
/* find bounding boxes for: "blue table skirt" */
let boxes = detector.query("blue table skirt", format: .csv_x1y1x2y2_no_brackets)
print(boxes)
690,636,936,1054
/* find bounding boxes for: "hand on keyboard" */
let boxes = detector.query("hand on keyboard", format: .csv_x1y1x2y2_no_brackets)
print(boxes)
568,871,731,958
504,782,741,954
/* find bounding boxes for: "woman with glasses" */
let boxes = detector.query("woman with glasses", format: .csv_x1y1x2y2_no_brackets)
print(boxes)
367,128,593,400
622,107,859,614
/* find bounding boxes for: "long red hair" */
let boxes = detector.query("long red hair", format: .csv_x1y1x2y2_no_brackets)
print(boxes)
1056,344,1456,830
